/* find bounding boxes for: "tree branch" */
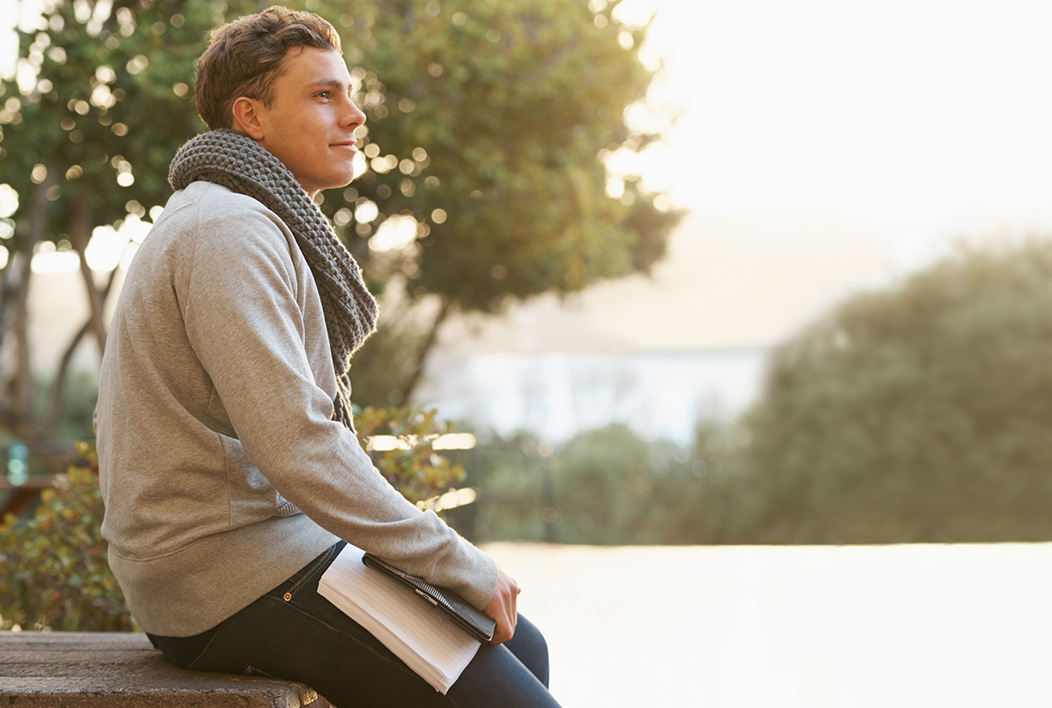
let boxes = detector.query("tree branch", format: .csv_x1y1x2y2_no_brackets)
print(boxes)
45,263,122,436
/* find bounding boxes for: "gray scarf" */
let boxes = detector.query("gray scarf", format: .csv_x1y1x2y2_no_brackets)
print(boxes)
168,128,378,429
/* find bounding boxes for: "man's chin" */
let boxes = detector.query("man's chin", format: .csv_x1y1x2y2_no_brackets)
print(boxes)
311,172,359,194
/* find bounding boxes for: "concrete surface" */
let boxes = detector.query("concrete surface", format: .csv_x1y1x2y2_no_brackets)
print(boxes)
0,632,328,707
481,542,1052,708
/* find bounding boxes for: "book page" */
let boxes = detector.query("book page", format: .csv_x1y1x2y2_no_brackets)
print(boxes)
318,544,482,694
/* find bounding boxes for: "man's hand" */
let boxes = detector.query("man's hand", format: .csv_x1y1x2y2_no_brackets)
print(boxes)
483,567,521,645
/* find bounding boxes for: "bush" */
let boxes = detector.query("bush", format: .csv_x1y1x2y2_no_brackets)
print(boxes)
444,431,556,543
354,406,466,509
462,424,725,545
548,424,671,544
445,422,750,545
738,240,1052,543
0,442,134,631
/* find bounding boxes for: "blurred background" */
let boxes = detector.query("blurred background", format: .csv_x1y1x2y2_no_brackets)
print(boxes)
8,4,1052,706
5,0,1052,571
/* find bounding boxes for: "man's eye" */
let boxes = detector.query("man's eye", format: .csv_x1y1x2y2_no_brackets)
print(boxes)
317,91,329,99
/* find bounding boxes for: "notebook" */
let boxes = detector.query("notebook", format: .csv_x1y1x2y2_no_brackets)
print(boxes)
362,552,496,643
317,544,483,694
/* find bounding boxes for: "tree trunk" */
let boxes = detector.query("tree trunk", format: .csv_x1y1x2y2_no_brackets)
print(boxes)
68,191,107,356
1,176,53,439
0,258,13,352
6,250,35,439
396,298,453,405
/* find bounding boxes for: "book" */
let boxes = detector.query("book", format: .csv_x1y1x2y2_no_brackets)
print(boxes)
362,552,496,643
317,543,483,694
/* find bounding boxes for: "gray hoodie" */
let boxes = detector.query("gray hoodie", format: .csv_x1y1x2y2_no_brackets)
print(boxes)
95,182,496,637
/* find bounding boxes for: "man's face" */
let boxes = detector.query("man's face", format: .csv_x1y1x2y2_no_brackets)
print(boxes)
252,47,365,197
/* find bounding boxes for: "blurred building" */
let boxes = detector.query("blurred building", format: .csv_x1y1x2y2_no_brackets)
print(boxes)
14,261,107,383
415,211,891,444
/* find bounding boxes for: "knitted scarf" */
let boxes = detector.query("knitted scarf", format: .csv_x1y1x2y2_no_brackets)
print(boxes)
168,128,378,430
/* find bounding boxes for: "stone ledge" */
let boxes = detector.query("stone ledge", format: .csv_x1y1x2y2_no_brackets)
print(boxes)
0,632,330,707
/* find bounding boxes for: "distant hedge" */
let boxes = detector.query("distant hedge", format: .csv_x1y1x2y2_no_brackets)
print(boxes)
734,239,1052,543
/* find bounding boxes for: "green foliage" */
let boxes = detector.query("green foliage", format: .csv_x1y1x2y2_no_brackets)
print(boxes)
739,240,1052,543
444,431,554,542
33,370,99,442
319,0,680,313
1,0,679,426
550,423,666,544
460,240,1052,546
1,0,676,296
0,442,134,631
0,0,224,246
354,406,466,507
549,423,731,544
456,424,729,545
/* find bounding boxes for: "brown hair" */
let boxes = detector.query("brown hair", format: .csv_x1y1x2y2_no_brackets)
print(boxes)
194,6,342,130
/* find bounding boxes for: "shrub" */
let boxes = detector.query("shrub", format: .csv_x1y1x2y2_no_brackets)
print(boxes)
546,423,720,545
354,406,467,509
446,423,748,545
740,240,1052,543
444,431,555,543
0,442,134,631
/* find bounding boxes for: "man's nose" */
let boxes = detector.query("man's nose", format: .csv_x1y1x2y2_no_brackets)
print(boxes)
342,99,366,130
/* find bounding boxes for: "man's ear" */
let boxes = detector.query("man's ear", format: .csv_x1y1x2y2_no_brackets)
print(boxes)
231,97,265,140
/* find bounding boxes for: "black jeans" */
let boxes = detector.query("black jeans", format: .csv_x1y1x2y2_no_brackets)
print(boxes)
148,542,561,707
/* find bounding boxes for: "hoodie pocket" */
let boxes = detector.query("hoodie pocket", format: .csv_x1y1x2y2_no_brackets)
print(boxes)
219,433,301,524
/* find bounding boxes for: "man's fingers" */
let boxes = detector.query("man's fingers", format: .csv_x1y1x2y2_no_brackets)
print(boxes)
485,568,521,645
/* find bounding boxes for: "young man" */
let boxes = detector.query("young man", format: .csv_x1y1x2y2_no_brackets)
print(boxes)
95,7,560,707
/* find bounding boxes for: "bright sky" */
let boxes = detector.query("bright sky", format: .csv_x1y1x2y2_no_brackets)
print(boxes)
615,0,1052,271
4,0,1052,274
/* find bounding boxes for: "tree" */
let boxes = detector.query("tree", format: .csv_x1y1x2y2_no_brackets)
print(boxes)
0,0,226,440
315,0,681,404
738,240,1052,543
0,0,679,437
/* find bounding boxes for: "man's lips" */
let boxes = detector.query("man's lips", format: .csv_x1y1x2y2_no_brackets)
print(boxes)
330,142,359,157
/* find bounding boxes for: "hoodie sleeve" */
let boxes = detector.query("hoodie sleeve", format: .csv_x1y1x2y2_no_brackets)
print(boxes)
179,195,497,610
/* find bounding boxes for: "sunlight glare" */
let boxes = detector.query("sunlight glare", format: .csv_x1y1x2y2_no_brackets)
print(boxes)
85,226,127,271
368,214,418,253
0,184,17,217
31,244,78,274
614,1,1052,237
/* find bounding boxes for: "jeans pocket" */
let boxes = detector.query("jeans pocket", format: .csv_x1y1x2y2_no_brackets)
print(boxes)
182,620,230,671
277,541,345,603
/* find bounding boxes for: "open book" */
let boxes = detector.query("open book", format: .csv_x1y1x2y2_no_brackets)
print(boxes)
317,543,483,694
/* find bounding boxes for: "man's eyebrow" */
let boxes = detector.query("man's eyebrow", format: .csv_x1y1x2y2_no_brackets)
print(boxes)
307,78,350,90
